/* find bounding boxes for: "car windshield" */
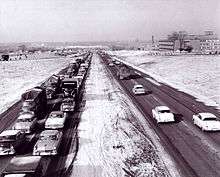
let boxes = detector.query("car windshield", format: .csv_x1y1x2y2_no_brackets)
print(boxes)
203,117,217,121
50,113,63,118
159,110,170,113
17,118,33,122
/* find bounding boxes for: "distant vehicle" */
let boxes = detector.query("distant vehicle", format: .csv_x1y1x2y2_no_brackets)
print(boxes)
80,63,89,70
132,84,146,95
45,111,66,129
0,130,25,155
1,54,9,61
117,66,130,80
152,106,175,123
2,156,43,177
61,78,77,97
46,74,61,91
193,112,220,131
108,63,114,67
21,87,47,119
12,111,38,133
45,86,56,99
115,61,120,65
33,130,63,156
60,98,75,112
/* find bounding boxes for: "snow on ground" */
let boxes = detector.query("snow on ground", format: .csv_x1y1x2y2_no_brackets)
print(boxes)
110,50,220,109
0,56,71,114
71,54,180,177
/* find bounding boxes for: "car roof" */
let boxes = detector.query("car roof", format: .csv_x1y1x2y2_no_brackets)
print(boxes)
18,112,34,119
156,106,170,111
198,112,216,119
40,130,60,136
0,130,20,136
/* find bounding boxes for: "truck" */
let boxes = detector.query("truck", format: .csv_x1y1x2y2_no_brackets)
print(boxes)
117,66,130,80
61,78,77,98
21,87,47,119
2,156,43,177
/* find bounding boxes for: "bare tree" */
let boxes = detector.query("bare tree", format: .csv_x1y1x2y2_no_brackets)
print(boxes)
168,31,188,50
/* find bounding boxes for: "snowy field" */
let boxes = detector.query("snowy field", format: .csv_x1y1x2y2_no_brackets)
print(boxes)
71,54,179,177
0,56,71,114
110,50,220,109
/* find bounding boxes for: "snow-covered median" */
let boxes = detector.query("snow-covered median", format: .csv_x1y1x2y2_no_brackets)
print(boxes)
71,54,179,177
109,50,220,109
0,57,71,114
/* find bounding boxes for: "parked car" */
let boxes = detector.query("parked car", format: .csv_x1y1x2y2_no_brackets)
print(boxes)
132,84,146,95
33,130,63,156
192,112,220,131
45,111,66,129
152,106,175,123
0,130,25,155
2,156,43,177
12,111,37,133
60,98,75,112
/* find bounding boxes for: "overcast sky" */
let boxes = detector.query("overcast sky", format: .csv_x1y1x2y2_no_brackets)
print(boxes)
0,0,219,42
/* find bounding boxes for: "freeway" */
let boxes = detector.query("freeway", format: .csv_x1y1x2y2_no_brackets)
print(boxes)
99,53,220,177
0,53,91,177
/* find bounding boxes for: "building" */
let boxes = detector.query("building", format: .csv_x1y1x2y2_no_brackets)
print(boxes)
158,40,180,51
159,31,220,53
200,39,220,53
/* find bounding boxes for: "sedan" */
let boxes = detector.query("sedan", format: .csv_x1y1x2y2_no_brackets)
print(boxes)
33,130,62,155
193,112,220,131
45,111,66,129
152,106,175,123
12,111,37,133
0,130,25,155
60,98,75,112
132,84,146,95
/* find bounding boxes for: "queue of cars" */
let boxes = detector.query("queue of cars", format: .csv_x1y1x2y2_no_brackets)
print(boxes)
0,51,92,177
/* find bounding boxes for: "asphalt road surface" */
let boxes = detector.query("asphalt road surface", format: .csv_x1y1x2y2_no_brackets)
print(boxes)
99,53,220,177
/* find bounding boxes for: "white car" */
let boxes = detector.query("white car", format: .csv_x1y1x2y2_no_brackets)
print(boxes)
12,111,37,133
60,98,75,112
152,106,175,123
0,130,25,155
108,63,114,66
45,111,66,129
132,84,146,95
193,112,220,131
115,61,120,65
33,130,63,155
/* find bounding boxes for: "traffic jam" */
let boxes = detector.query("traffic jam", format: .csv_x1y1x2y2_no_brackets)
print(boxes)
0,51,92,177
